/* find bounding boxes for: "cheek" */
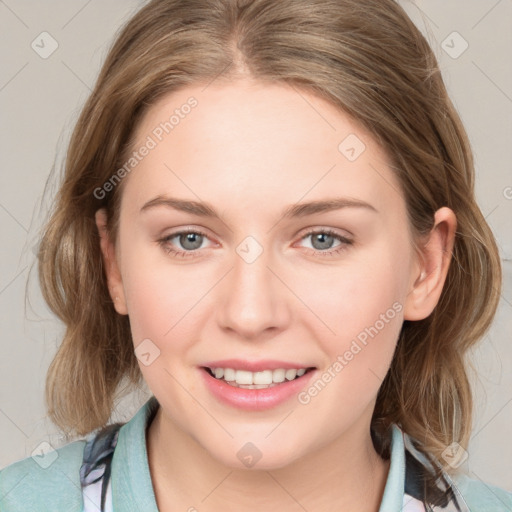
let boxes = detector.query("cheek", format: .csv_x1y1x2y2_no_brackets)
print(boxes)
294,265,404,420
294,246,408,340
290,240,409,402
123,266,198,345
120,237,221,360
121,257,211,401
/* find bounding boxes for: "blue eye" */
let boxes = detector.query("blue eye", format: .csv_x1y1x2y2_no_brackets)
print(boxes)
158,229,210,258
299,229,353,256
158,228,353,259
174,232,204,250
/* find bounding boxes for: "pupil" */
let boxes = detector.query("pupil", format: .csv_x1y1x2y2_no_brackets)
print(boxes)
312,233,333,250
181,233,203,250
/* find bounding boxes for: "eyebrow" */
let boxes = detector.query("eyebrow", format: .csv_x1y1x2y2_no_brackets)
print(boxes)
140,195,378,218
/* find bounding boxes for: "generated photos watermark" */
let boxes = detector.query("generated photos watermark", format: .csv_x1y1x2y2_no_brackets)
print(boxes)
93,96,198,200
298,301,403,405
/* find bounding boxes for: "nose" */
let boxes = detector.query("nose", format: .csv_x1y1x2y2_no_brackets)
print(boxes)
216,241,292,340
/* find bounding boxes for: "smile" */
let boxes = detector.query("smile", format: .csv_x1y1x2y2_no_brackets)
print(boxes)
204,367,313,388
200,364,317,410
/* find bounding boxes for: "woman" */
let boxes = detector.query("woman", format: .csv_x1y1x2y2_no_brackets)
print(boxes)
1,0,510,510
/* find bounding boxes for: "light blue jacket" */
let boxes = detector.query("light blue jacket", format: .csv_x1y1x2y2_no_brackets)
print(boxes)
1,397,511,511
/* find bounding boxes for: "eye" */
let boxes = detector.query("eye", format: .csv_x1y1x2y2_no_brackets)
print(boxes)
158,227,353,259
158,228,212,258
298,228,353,256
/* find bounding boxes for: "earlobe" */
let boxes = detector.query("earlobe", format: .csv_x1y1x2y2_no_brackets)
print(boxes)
403,207,457,321
95,208,128,315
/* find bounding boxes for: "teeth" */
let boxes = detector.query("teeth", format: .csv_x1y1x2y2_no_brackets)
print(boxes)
223,368,236,381
226,382,279,389
272,369,286,383
208,367,310,385
235,370,253,385
285,369,297,380
253,370,273,384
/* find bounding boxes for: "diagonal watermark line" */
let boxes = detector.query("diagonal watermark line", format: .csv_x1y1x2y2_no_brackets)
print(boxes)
61,0,93,29
0,0,29,28
369,162,402,199
0,472,29,505
0,62,29,92
58,469,101,512
500,296,511,308
0,202,28,232
265,409,295,438
0,266,28,296
266,164,337,234
201,61,233,92
471,61,512,104
164,163,233,233
368,367,385,383
265,266,336,335
200,470,233,502
162,367,234,438
471,0,502,30
401,495,420,512
411,4,439,29
0,408,29,439
288,82,336,131
471,395,512,441
265,472,310,512
163,267,234,336
61,60,92,91
484,204,499,220
469,470,512,508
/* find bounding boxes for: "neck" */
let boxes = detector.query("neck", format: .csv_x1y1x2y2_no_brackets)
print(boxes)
147,406,389,512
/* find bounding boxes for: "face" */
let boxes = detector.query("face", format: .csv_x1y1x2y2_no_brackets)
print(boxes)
99,79,429,469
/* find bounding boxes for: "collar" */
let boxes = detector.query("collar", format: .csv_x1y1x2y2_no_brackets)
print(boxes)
109,397,469,511
111,396,160,511
378,424,406,511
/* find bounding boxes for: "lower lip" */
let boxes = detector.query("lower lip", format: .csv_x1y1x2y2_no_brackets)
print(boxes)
200,367,316,411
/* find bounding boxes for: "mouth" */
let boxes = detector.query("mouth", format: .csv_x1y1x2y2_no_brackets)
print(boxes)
201,366,316,389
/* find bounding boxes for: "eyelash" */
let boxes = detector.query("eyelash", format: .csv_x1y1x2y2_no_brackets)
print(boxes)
157,228,353,259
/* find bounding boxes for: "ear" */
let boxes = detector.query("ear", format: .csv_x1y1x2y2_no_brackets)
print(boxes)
95,208,128,315
403,207,457,321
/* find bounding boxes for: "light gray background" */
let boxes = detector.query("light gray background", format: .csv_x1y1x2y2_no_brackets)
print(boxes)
1,0,511,493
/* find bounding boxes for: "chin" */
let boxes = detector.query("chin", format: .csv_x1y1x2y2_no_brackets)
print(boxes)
206,440,304,471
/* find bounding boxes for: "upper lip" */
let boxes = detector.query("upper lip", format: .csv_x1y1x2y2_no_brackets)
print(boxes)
201,359,315,372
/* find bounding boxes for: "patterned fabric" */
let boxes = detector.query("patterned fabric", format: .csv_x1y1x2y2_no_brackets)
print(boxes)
402,433,469,511
80,423,122,512
79,420,469,511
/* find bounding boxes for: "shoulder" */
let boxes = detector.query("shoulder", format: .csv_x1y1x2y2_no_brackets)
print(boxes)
451,472,512,511
0,438,86,512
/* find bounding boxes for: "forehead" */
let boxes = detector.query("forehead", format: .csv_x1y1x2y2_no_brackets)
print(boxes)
122,80,405,219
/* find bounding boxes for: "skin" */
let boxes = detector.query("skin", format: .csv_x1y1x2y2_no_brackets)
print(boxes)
96,79,456,511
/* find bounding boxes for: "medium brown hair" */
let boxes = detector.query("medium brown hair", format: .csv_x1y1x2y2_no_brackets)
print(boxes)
38,0,501,471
